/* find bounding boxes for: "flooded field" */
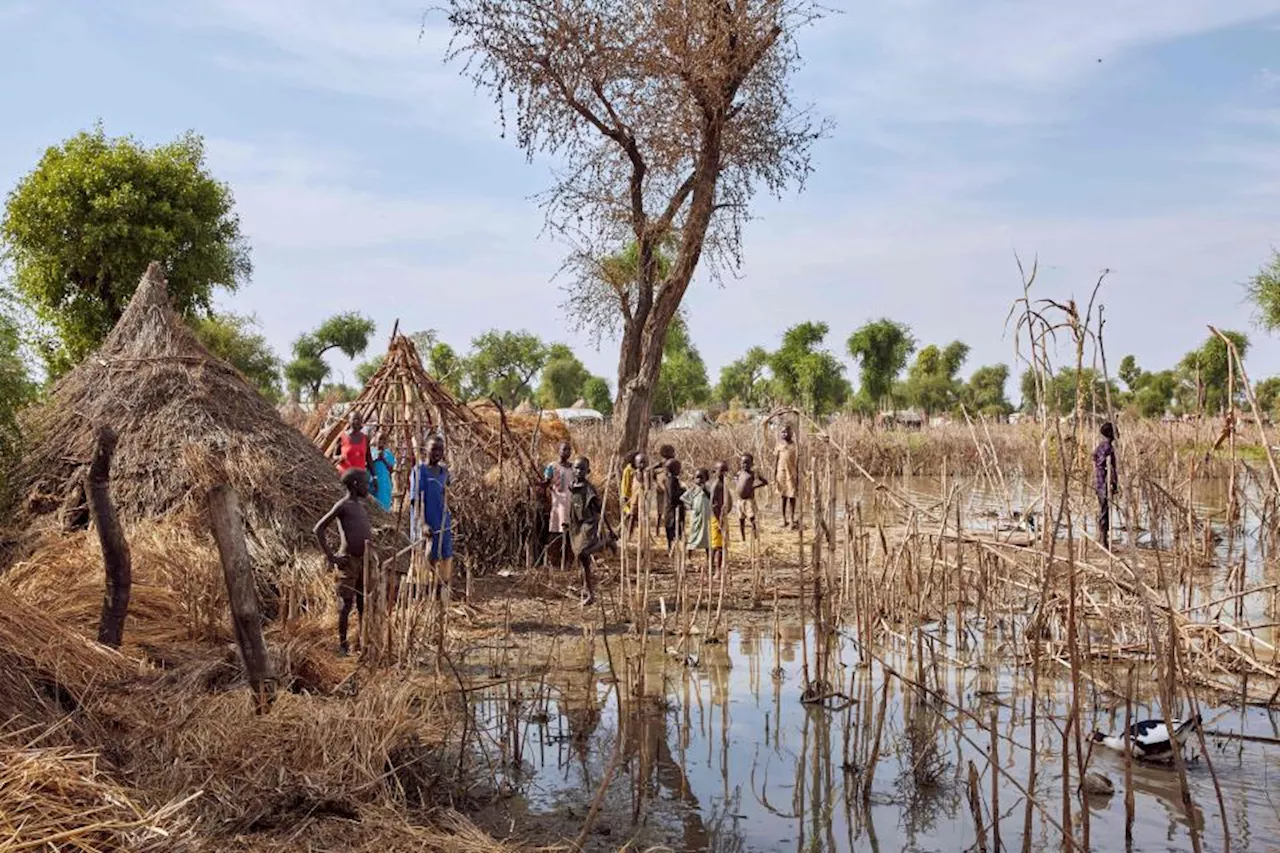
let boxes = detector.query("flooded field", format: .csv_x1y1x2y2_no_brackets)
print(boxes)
460,623,1279,853
451,471,1280,852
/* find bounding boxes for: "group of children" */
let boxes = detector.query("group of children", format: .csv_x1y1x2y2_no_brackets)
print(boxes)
317,416,805,652
615,423,802,568
317,417,456,655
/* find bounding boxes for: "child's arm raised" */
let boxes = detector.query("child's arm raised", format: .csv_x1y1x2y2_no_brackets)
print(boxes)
313,501,343,566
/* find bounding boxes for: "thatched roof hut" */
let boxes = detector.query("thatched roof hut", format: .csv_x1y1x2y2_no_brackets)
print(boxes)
319,332,544,569
3,263,347,567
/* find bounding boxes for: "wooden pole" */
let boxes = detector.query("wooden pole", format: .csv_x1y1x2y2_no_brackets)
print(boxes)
207,484,277,713
89,427,131,648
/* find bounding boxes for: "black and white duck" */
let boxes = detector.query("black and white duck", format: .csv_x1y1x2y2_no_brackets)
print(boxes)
1091,714,1202,761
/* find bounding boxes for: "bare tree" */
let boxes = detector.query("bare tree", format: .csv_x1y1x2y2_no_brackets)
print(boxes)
445,0,825,458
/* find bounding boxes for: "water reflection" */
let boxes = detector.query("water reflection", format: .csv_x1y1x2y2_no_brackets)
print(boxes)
469,625,1280,852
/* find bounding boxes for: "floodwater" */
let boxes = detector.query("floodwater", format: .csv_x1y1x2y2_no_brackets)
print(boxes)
470,626,1280,852
465,473,1280,852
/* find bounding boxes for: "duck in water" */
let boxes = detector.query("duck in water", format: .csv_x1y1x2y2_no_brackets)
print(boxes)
1092,714,1202,761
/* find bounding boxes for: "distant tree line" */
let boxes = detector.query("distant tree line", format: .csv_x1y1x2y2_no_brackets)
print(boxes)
4,124,1280,462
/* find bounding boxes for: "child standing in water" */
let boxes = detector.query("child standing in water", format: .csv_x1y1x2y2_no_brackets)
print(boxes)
314,469,373,656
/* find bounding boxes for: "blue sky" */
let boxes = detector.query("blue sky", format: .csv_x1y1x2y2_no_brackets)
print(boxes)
2,0,1279,396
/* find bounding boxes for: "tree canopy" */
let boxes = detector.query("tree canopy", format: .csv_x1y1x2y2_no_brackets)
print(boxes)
284,312,376,402
903,341,969,416
768,322,850,416
1247,250,1280,333
1178,330,1249,416
582,376,614,415
1255,376,1280,419
537,344,593,409
1019,367,1118,416
962,364,1012,417
446,0,825,460
191,313,282,403
1,127,250,373
464,330,548,405
716,346,771,409
847,319,915,412
654,316,711,418
0,309,36,459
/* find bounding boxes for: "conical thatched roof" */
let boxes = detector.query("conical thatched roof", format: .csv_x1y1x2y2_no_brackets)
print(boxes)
5,263,345,558
316,333,539,485
319,333,544,570
570,398,587,409
513,400,534,416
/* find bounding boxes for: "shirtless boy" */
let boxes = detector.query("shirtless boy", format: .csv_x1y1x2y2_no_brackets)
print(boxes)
314,469,373,656
735,453,768,542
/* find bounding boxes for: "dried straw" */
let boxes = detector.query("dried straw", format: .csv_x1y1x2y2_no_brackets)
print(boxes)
2,263,353,573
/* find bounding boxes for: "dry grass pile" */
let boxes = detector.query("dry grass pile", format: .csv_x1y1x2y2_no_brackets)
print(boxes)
471,402,571,453
0,733,198,853
2,263,349,573
3,511,337,646
0,580,520,851
117,676,458,831
218,808,530,853
0,585,136,737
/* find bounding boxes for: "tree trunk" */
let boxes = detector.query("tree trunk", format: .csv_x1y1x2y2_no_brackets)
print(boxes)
614,372,657,462
207,484,277,713
89,427,131,648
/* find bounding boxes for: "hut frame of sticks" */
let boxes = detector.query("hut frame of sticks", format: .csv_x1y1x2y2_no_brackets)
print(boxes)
314,327,544,574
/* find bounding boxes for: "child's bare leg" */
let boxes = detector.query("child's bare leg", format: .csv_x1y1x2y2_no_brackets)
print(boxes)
337,589,355,653
579,554,596,606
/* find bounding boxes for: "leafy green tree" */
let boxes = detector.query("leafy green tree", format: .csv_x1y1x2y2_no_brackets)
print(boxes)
320,383,359,403
284,312,376,402
465,330,548,405
962,364,1012,417
428,342,465,398
582,376,614,415
716,346,771,409
1,127,250,373
537,344,592,408
654,316,711,418
1254,376,1280,419
1178,330,1249,415
354,359,381,387
768,322,851,416
0,310,36,459
1247,251,1280,332
846,319,915,411
1133,370,1175,418
1118,355,1142,393
191,313,282,403
903,341,969,416
1019,367,1118,416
